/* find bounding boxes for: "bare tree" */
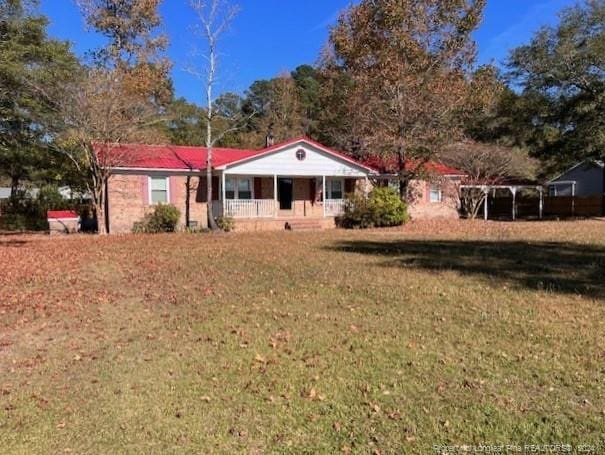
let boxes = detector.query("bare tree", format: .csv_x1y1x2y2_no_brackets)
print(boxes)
53,69,166,234
189,0,240,230
441,141,537,218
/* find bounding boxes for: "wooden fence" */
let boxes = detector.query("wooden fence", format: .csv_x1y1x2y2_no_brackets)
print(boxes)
483,196,603,219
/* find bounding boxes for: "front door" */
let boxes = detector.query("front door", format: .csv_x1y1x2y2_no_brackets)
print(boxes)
278,178,293,210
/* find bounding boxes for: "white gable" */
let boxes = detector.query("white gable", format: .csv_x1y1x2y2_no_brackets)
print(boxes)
222,142,370,177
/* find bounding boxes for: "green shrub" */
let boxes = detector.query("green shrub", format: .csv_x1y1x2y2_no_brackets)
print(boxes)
35,185,70,219
340,192,377,229
0,214,48,231
133,204,181,233
341,187,408,229
0,185,74,232
216,216,235,232
370,187,409,227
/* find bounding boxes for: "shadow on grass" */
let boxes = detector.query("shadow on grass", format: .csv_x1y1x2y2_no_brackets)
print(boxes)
328,239,605,299
0,238,28,247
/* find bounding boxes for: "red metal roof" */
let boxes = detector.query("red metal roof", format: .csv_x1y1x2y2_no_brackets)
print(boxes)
47,210,79,220
97,137,376,172
363,156,465,176
96,143,265,170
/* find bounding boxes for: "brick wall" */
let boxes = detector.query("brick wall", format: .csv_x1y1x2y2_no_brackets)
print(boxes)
371,177,460,220
406,178,460,219
107,173,459,232
292,178,322,217
107,173,209,234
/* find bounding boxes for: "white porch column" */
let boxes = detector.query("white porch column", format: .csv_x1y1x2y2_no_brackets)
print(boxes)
322,175,327,218
221,171,226,217
572,182,576,217
539,187,544,220
273,174,278,218
511,187,517,221
483,187,489,221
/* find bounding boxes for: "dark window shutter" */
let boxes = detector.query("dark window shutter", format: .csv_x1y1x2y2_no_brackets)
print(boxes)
254,178,263,199
212,176,219,201
345,179,355,194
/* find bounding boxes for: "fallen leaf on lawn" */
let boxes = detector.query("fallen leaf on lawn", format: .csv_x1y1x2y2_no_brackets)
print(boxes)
254,354,266,364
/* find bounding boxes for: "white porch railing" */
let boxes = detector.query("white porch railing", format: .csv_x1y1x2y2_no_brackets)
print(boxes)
325,199,346,216
224,199,276,218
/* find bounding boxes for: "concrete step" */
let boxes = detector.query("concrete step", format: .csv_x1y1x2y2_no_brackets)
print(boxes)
285,220,324,231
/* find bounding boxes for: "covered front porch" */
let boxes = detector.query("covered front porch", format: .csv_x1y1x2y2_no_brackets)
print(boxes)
214,174,364,219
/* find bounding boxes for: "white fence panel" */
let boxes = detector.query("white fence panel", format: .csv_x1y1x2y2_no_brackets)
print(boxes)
224,199,276,218
325,199,346,216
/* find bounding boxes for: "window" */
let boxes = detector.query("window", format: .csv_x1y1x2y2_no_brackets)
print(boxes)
429,184,442,203
150,176,169,204
225,178,236,200
238,178,252,200
388,179,399,192
327,179,344,200
225,177,253,200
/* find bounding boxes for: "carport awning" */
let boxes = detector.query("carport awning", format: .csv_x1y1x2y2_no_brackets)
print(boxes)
460,184,545,221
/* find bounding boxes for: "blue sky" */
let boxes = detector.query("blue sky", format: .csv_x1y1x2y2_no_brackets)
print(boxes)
40,0,576,104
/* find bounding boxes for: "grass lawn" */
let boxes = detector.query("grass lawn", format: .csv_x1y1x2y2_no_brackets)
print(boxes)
1,220,604,454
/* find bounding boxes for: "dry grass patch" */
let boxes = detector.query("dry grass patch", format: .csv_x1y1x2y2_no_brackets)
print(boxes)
1,220,604,453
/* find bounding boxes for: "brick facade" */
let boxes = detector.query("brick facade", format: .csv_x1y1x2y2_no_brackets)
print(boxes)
373,177,461,220
107,171,460,234
107,174,210,234
407,178,460,220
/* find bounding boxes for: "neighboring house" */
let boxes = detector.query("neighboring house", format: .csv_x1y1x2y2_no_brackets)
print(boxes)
0,188,9,216
0,188,10,201
103,137,464,233
0,186,87,201
548,160,605,197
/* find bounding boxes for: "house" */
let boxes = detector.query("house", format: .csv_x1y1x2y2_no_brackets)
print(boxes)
548,160,605,197
103,137,463,233
363,157,466,219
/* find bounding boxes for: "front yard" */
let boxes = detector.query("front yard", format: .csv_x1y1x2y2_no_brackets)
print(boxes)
1,220,604,453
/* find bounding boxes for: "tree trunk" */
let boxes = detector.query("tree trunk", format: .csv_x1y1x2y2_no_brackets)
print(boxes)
9,175,20,202
397,145,408,201
206,157,218,230
94,183,108,235
185,175,191,228
602,155,605,216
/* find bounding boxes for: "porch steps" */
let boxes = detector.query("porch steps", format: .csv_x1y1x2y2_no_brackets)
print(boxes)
285,220,324,231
